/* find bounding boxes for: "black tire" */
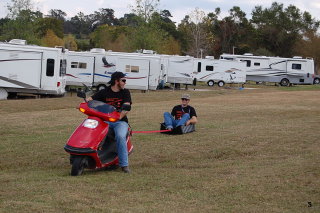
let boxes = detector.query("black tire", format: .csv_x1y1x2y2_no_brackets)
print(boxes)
207,80,214,87
314,78,320,84
97,84,107,91
71,156,86,176
280,78,290,86
217,81,225,87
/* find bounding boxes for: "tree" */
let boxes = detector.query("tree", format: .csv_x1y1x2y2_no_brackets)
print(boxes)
37,17,64,38
6,0,34,19
131,0,160,22
177,8,208,57
41,29,64,47
251,2,320,57
47,9,67,21
0,9,43,44
294,31,320,74
64,34,78,51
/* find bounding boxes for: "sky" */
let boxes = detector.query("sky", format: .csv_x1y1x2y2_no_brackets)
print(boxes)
0,0,320,24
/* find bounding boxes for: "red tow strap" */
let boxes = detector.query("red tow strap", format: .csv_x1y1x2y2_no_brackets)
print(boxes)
132,129,171,134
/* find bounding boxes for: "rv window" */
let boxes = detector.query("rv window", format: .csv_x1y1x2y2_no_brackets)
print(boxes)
125,65,130,72
241,60,251,67
46,59,55,77
131,66,139,73
71,62,78,68
254,62,260,66
197,62,201,72
292,64,302,70
79,63,87,69
206,66,214,71
60,59,66,76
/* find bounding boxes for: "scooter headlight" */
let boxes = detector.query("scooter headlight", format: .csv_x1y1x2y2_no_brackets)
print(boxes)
83,119,99,129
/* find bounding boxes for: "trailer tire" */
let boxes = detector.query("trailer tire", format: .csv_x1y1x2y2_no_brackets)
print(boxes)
207,80,214,87
280,78,290,86
97,84,107,91
313,78,320,84
217,81,225,87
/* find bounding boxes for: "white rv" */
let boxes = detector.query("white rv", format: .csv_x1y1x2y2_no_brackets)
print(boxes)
65,49,162,91
220,53,315,86
0,39,66,99
192,56,246,87
161,55,194,86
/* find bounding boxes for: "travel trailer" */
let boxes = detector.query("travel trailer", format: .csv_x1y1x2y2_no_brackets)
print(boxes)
0,39,66,100
192,56,246,87
220,53,315,86
161,55,194,86
65,49,163,91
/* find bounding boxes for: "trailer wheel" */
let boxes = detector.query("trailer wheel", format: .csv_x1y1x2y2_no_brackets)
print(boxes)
207,80,214,87
71,156,86,176
97,84,107,91
314,78,320,84
217,81,225,87
280,78,290,86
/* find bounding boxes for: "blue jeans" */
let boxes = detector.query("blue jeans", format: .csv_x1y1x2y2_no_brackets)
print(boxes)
107,121,129,167
163,112,190,129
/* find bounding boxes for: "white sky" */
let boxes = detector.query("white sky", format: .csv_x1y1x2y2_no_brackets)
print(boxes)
0,0,319,24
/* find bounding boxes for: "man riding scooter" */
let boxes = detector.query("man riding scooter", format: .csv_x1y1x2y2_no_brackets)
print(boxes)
86,72,132,173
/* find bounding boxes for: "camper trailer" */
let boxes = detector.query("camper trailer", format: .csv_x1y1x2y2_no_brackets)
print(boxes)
220,53,315,86
0,39,66,99
161,55,194,86
192,56,246,87
65,49,162,91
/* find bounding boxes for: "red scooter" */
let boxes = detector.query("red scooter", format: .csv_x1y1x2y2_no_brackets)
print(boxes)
64,91,133,176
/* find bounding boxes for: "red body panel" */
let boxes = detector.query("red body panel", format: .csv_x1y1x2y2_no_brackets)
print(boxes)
67,116,108,150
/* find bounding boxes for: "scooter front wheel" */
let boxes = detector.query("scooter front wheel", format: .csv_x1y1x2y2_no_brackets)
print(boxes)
71,156,86,176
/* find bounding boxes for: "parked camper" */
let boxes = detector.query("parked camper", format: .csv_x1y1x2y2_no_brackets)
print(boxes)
0,39,66,100
192,56,246,87
65,49,162,91
220,53,315,86
161,55,194,86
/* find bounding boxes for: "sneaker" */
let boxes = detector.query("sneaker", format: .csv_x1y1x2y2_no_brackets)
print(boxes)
166,126,173,131
121,166,130,173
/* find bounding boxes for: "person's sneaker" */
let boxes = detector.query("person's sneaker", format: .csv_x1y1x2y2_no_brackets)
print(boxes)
166,126,173,131
121,166,130,173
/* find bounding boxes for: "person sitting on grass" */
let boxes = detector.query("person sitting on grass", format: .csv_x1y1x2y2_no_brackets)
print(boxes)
163,94,198,130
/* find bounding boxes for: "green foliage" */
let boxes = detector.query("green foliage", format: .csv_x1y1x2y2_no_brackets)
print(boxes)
37,17,64,38
64,34,78,51
251,2,320,57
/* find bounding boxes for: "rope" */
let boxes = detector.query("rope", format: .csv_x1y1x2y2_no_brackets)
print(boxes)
132,129,171,134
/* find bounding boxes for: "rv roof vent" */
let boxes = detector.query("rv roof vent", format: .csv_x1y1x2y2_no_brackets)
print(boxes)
90,48,105,53
142,49,155,54
293,56,302,59
9,39,27,45
243,53,253,56
205,56,214,59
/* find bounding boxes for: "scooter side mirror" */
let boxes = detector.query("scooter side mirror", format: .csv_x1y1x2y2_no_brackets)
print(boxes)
77,90,86,99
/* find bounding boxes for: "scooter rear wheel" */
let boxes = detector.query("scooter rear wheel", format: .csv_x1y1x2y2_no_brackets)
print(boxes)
71,156,86,176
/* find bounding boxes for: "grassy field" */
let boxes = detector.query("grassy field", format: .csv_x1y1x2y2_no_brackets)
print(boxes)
0,85,320,212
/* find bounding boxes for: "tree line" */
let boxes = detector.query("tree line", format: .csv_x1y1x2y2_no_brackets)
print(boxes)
1,0,320,71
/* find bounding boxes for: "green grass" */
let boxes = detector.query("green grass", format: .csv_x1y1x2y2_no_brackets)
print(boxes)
0,85,319,212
